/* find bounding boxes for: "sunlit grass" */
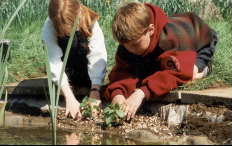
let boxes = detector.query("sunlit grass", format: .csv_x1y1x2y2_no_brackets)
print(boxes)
0,0,231,144
181,20,232,90
0,0,28,126
2,0,231,89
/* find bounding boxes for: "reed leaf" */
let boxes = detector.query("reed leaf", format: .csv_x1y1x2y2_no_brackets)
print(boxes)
0,0,27,128
45,9,80,145
0,0,27,39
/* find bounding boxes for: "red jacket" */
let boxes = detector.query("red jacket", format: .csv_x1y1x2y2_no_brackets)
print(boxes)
105,3,217,100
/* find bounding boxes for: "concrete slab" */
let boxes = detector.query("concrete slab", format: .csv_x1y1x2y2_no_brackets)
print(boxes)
151,91,181,103
2,77,232,107
180,88,232,107
4,77,48,96
181,88,232,98
4,112,50,127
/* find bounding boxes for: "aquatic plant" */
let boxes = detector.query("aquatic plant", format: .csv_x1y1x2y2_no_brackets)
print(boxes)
80,96,100,119
103,104,125,127
45,12,80,145
0,0,27,127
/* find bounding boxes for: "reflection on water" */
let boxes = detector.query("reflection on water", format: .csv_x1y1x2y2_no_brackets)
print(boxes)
0,127,137,145
0,112,137,145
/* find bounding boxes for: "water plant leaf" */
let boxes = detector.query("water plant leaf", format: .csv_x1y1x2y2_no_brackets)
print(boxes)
116,110,125,118
103,103,125,127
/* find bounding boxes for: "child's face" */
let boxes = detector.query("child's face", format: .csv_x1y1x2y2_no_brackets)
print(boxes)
123,24,154,55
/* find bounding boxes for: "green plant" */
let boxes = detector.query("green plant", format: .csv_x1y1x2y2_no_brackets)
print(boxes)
212,0,232,20
0,0,49,29
0,0,27,127
103,104,125,127
45,7,81,144
0,92,7,126
0,47,8,100
80,97,100,119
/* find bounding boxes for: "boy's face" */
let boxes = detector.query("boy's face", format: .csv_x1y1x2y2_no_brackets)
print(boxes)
123,24,155,55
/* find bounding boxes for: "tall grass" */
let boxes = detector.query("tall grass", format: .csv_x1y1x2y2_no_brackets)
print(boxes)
0,0,28,126
0,0,231,85
0,0,230,89
0,0,49,29
0,0,202,29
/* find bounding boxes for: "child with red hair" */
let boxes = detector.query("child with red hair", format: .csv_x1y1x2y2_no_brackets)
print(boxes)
42,0,107,119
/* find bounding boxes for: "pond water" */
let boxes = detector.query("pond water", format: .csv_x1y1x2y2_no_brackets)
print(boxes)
0,112,142,145
0,127,140,145
1,103,232,145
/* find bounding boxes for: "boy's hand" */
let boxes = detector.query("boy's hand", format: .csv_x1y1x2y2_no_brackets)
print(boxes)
192,65,207,80
65,96,82,120
124,89,145,121
112,95,126,106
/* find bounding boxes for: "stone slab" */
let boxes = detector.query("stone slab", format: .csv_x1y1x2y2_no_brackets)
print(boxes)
151,91,181,103
4,77,48,96
180,88,232,107
2,78,232,107
4,112,50,127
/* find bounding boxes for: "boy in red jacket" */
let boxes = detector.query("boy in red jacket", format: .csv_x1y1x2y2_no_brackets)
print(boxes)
105,2,218,120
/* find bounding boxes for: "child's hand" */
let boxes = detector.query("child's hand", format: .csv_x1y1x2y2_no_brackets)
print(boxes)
89,97,102,118
62,85,82,120
124,89,145,121
112,95,126,106
89,87,102,118
192,65,208,80
89,88,101,99
65,96,82,120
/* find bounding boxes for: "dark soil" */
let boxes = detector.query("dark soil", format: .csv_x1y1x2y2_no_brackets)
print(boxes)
171,104,232,145
57,103,232,145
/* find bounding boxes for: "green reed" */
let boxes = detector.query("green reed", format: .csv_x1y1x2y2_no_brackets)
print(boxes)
0,0,28,126
45,14,80,145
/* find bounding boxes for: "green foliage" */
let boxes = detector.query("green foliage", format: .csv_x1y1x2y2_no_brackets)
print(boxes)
0,0,49,29
103,104,125,127
0,0,27,127
181,20,232,90
151,0,200,16
45,12,80,145
0,0,231,93
80,97,100,119
0,47,8,100
212,0,232,20
0,93,7,126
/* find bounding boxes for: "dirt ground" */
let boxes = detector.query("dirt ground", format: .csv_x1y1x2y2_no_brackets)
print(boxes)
172,104,232,144
56,103,232,145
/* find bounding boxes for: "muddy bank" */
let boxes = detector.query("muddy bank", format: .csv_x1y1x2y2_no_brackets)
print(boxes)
57,103,232,145
3,97,232,145
171,104,232,145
